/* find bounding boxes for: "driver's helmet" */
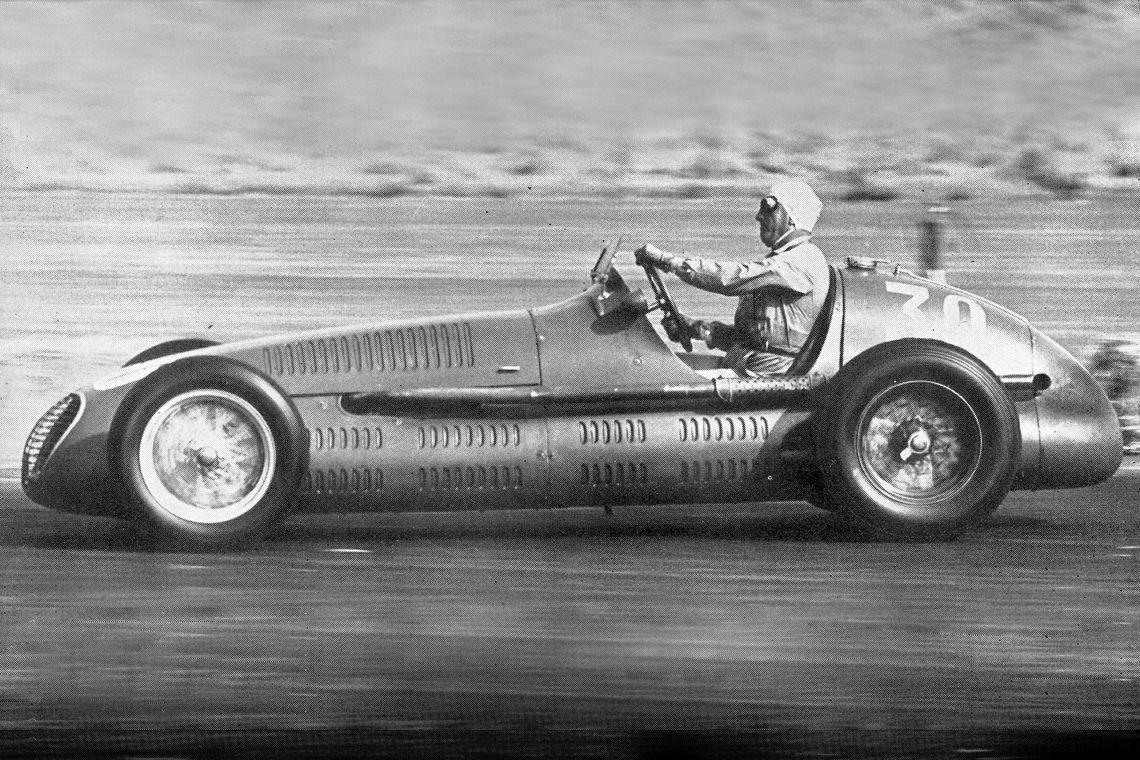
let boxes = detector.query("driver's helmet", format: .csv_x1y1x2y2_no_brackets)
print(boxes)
1090,337,1140,454
768,179,823,232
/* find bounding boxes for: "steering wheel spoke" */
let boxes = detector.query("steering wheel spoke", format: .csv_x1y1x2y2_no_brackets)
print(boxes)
641,263,693,352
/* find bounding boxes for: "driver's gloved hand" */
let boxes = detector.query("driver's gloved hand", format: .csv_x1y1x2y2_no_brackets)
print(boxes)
662,313,698,343
635,244,674,271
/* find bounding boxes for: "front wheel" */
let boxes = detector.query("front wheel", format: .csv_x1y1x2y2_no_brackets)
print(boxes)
112,357,308,548
816,340,1020,541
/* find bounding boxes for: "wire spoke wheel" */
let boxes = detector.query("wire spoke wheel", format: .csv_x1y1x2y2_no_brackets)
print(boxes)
816,340,1020,541
114,357,307,548
139,390,276,524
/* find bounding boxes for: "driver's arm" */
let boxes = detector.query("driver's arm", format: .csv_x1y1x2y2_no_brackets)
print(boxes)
668,255,813,297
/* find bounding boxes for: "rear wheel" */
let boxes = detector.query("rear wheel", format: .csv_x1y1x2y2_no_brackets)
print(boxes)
816,340,1020,541
113,357,307,548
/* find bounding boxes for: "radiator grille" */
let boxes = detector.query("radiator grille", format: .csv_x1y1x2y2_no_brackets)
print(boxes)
22,394,82,488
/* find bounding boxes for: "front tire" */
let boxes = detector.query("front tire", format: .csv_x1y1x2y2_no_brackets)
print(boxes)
816,340,1020,541
112,357,308,548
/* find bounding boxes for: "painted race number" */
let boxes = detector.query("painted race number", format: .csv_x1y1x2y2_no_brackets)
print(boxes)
886,282,986,334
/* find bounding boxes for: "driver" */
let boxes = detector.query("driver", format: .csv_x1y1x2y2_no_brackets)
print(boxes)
635,178,829,375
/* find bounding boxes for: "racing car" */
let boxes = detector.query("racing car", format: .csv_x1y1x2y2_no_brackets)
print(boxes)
22,241,1123,547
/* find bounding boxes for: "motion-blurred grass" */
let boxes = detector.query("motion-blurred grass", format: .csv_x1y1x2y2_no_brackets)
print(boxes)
1,0,1139,200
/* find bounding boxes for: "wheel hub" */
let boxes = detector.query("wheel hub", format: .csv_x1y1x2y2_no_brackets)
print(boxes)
857,381,981,503
893,417,934,461
138,389,276,524
908,429,932,455
194,445,220,468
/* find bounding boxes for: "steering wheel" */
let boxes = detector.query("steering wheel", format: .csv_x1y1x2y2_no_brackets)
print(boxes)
641,262,693,352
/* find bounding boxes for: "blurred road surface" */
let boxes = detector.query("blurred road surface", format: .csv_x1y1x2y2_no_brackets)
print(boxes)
1,467,1138,759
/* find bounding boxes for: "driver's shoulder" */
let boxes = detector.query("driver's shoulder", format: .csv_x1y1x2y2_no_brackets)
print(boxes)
775,240,827,269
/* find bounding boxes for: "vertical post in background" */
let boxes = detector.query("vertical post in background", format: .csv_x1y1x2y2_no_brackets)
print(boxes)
918,207,949,284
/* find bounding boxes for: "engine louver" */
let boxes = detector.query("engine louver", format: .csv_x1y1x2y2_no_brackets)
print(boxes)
263,323,475,377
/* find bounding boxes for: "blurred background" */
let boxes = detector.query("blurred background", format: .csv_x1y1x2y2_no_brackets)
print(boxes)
2,0,1139,199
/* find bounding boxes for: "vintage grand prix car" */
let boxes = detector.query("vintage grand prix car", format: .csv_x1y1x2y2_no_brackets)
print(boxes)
22,242,1122,547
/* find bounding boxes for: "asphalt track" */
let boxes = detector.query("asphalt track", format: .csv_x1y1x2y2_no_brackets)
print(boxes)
1,463,1138,759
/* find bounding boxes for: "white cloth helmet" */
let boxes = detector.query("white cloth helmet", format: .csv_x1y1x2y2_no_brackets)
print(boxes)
769,179,823,232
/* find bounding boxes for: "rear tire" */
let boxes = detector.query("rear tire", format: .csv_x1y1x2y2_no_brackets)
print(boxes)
112,357,307,549
816,340,1020,541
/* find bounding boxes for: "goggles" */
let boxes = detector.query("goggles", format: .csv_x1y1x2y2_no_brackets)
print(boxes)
755,195,780,220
